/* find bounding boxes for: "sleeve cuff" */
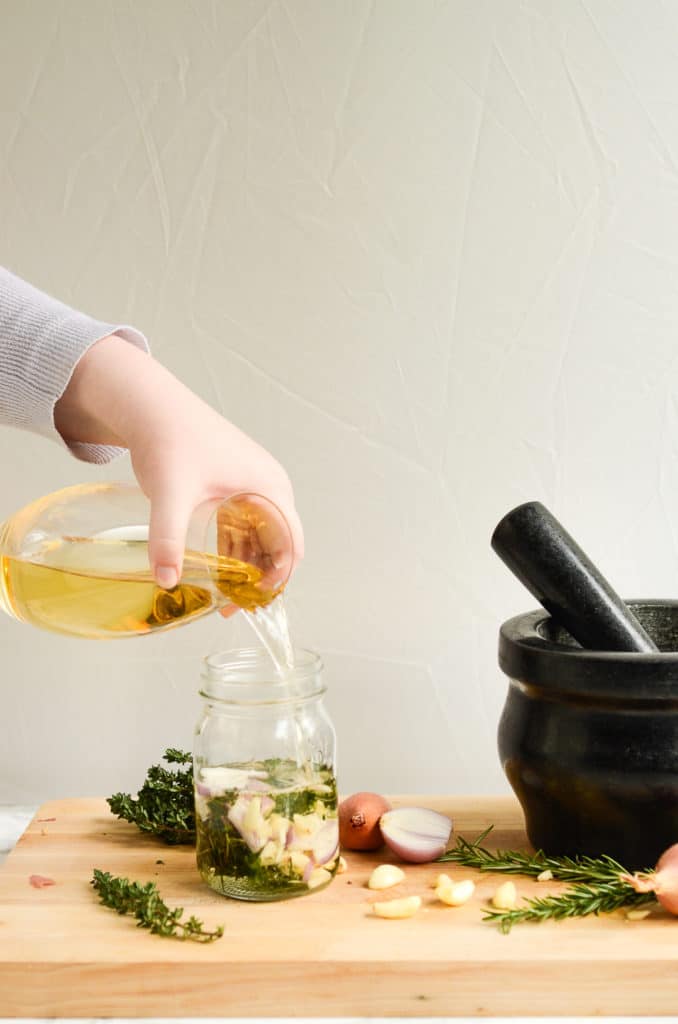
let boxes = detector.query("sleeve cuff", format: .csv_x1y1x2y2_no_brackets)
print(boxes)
59,325,150,464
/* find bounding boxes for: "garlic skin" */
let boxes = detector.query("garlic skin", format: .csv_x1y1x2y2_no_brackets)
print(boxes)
379,807,453,863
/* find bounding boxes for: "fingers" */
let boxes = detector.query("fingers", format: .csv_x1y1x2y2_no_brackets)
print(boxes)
216,492,304,589
148,487,194,589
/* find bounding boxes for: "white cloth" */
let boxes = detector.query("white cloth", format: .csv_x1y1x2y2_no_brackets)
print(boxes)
0,266,148,462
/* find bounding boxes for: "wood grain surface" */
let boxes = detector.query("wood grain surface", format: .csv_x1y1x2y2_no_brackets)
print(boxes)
0,795,675,1018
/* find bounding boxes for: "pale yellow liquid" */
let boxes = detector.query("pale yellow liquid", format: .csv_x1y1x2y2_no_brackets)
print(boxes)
0,538,279,641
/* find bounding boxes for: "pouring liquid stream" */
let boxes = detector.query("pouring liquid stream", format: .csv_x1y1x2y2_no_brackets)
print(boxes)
242,596,314,773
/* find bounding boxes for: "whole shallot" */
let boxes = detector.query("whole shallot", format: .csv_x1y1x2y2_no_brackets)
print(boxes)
622,843,678,915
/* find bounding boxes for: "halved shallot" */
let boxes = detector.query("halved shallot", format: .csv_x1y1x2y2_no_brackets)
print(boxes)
379,806,453,863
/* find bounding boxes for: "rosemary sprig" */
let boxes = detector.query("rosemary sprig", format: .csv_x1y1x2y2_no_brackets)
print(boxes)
439,826,648,884
438,826,657,931
91,869,223,942
484,882,656,934
107,748,195,845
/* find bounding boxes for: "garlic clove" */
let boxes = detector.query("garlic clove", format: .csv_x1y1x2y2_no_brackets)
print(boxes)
336,856,347,874
379,807,453,863
537,869,553,882
492,880,518,910
626,908,652,921
307,868,332,890
432,872,452,889
368,864,406,890
372,895,422,919
436,878,475,906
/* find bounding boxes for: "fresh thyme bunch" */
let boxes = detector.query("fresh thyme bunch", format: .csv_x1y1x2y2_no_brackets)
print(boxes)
107,748,195,845
91,869,223,942
439,827,656,932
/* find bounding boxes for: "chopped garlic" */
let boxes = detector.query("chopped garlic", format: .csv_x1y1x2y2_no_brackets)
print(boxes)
259,840,286,866
537,869,553,882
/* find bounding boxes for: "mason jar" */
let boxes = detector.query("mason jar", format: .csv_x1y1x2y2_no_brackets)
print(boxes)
193,647,338,901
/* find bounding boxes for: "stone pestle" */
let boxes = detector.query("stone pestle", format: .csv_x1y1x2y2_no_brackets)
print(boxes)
491,500,658,653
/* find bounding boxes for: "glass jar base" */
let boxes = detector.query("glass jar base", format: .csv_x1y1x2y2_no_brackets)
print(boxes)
200,871,333,901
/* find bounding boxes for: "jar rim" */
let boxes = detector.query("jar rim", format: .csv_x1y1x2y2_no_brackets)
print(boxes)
200,647,324,705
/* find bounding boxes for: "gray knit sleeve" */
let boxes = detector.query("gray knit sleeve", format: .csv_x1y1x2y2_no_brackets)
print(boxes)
0,266,149,463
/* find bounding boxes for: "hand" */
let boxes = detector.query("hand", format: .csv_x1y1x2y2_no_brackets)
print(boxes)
54,335,304,589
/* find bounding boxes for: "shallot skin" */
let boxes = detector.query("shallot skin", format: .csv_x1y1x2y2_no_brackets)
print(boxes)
338,793,391,851
29,874,56,888
621,842,678,915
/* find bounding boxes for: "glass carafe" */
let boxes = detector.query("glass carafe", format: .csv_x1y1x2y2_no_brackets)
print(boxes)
0,483,293,639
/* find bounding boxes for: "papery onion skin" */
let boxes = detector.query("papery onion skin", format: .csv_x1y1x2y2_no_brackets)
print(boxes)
338,792,391,851
621,842,678,915
379,806,453,863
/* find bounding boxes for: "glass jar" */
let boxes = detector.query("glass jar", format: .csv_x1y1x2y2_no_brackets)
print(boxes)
193,648,338,901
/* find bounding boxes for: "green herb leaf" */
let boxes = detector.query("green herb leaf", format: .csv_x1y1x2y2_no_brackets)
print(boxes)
107,748,195,845
484,883,656,934
91,869,223,942
438,826,658,930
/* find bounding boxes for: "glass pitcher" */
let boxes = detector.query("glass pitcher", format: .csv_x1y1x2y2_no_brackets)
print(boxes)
0,483,293,639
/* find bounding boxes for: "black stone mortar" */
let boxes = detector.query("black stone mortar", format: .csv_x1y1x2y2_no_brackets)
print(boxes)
498,600,678,870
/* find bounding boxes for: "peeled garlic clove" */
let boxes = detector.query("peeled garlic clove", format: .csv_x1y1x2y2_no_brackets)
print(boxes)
626,908,651,921
492,880,518,910
436,878,475,906
372,895,422,919
368,864,406,890
336,856,348,875
432,872,452,889
379,807,453,863
307,868,332,890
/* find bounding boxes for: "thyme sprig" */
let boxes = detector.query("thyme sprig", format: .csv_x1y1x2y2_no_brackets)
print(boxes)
438,826,657,932
107,748,195,845
91,869,223,942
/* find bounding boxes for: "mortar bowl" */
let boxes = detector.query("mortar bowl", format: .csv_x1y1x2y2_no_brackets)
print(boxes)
498,600,678,869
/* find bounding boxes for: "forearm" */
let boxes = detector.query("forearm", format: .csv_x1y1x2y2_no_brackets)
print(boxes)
54,334,197,449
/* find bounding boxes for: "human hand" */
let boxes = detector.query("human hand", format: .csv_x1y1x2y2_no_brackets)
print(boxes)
55,335,304,589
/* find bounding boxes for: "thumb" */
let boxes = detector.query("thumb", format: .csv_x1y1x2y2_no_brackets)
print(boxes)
148,487,194,589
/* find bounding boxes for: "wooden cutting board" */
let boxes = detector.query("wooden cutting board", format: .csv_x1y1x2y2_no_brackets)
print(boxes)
1,794,677,1018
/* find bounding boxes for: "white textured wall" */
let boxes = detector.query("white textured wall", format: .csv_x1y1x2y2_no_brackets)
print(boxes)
2,0,678,803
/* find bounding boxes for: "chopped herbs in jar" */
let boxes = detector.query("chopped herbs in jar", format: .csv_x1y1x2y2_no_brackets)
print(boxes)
195,758,338,900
